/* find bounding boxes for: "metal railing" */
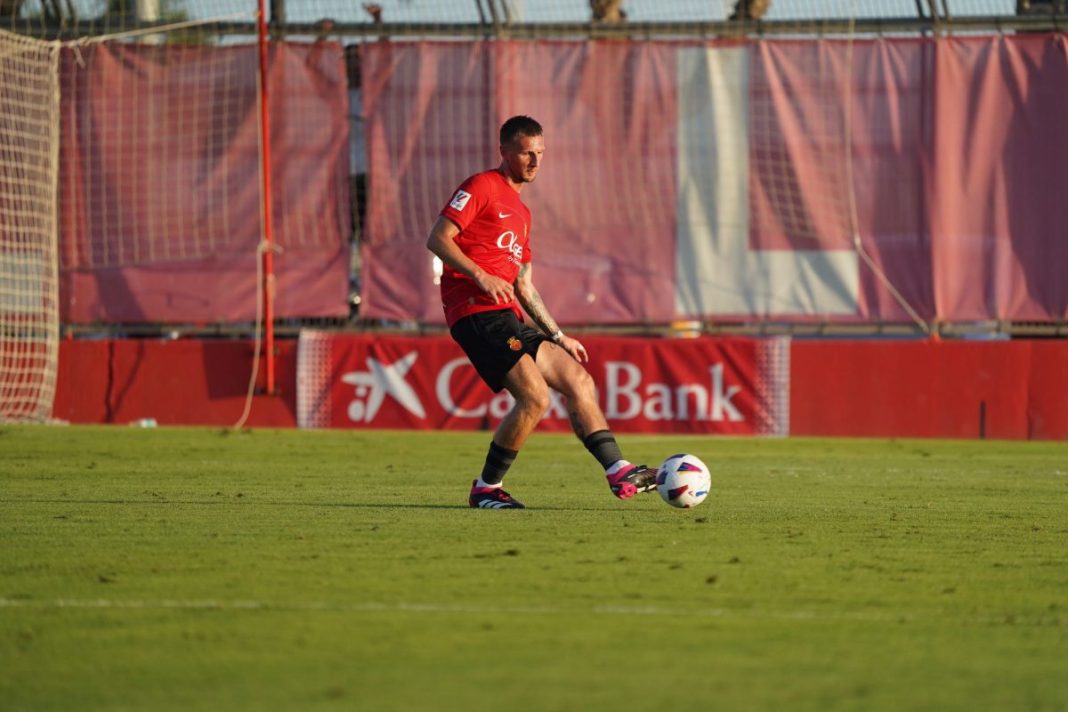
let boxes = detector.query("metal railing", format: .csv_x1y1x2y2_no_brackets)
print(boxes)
8,13,1067,42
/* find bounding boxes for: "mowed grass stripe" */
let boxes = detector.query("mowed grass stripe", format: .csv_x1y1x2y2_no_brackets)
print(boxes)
1,597,1062,627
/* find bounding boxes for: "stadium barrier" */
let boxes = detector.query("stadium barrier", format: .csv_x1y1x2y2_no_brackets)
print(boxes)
52,334,1068,440
53,338,298,427
791,339,1068,440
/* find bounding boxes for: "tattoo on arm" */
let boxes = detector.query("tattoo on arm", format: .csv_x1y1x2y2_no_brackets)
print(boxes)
517,264,560,337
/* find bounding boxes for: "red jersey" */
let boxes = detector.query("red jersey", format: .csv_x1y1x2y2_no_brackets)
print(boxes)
439,169,533,327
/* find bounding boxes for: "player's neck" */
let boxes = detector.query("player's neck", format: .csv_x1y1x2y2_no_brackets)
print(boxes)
496,164,524,193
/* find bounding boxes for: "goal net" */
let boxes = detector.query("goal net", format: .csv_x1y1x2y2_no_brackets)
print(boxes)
0,29,58,423
1,0,356,420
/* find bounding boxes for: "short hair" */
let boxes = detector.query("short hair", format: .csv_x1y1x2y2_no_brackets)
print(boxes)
499,116,543,147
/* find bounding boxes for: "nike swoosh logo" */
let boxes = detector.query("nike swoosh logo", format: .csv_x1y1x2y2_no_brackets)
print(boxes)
498,211,511,219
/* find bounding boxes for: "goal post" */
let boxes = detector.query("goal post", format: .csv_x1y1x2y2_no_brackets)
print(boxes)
0,29,59,423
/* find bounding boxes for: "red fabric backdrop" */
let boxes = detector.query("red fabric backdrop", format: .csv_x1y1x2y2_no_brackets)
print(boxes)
360,41,678,325
59,42,351,323
931,35,1068,321
360,36,1068,326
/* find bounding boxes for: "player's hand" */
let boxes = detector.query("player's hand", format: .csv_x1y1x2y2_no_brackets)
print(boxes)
558,335,588,363
475,273,515,304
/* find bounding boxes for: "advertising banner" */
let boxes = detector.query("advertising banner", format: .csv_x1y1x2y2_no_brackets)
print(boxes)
297,331,789,435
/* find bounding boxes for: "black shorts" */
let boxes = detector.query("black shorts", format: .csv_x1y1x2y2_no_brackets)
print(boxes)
450,309,548,393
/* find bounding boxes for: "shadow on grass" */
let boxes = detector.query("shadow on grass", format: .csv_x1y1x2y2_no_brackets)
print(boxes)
0,498,467,510
1,498,619,512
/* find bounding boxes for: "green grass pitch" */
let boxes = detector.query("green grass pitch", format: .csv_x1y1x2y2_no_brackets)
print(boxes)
1,425,1066,710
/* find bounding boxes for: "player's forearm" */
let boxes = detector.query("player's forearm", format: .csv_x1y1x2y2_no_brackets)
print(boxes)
517,284,561,338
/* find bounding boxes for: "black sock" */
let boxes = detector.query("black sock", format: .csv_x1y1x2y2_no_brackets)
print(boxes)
479,441,518,486
583,430,623,470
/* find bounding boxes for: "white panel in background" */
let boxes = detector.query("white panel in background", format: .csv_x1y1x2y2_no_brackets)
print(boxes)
675,46,858,317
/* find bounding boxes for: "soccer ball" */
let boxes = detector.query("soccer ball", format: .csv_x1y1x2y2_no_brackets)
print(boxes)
656,453,711,509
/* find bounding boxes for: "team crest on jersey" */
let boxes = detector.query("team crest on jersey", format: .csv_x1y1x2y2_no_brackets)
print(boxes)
507,337,522,351
449,189,472,211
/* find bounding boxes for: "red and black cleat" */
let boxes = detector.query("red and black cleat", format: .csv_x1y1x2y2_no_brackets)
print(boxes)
468,480,526,509
605,464,658,500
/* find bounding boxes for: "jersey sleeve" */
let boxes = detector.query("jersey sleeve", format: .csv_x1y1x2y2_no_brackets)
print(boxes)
440,174,490,231
521,216,533,264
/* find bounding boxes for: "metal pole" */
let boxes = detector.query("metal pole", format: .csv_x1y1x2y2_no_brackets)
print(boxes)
257,0,277,395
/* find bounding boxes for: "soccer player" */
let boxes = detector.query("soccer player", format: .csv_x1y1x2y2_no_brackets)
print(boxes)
426,115,657,509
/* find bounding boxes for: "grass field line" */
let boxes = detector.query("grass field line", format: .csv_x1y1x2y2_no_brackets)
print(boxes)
0,597,1053,626
0,596,898,621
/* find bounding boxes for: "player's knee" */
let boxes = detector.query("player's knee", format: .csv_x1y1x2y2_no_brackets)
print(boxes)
531,388,552,416
517,383,551,416
566,368,596,402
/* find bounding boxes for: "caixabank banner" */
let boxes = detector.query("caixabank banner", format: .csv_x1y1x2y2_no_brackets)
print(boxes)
297,331,789,435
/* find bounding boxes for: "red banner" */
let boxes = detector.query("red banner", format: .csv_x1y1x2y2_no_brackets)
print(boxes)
297,332,788,435
790,339,1068,440
50,335,1067,439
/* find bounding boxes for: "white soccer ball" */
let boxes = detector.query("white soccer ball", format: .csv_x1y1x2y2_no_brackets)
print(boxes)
656,453,711,509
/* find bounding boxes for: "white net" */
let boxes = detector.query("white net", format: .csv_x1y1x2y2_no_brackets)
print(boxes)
674,36,863,320
52,18,351,327
59,36,258,270
296,328,332,429
0,29,59,423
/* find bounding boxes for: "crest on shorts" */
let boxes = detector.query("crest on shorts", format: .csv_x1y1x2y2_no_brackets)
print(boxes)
507,337,522,351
